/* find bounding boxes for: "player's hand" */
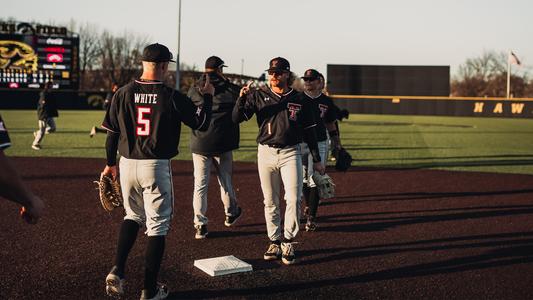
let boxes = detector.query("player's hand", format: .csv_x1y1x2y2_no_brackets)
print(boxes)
199,73,215,96
20,195,44,225
239,81,253,97
313,162,325,175
101,165,118,180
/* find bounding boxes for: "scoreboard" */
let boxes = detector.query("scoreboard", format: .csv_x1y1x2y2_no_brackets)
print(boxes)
0,22,79,90
327,64,450,96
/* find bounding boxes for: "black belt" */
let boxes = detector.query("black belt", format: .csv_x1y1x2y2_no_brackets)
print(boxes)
263,143,296,149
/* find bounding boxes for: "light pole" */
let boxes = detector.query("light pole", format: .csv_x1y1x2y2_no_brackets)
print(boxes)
175,0,182,91
241,58,244,79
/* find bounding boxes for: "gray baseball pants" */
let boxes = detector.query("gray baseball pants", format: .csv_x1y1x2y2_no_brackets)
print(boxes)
301,140,328,187
192,151,239,226
257,144,302,241
32,117,56,146
119,157,174,236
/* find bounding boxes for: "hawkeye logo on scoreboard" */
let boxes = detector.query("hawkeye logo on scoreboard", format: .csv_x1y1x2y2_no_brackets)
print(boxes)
0,40,38,71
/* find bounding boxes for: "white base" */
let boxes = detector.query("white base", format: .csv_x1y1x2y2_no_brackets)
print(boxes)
194,255,253,277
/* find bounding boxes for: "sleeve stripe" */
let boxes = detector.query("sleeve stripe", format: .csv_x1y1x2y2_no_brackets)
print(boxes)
101,124,119,133
0,142,11,149
243,112,250,121
304,124,317,130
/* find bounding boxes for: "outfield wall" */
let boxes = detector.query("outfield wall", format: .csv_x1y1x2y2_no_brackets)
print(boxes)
3,90,533,119
0,90,107,110
331,95,533,118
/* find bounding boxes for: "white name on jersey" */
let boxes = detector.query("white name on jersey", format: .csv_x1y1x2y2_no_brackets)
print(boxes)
134,93,158,104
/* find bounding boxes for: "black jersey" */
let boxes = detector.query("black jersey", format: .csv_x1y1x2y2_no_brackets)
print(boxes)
301,92,337,142
232,87,316,147
102,80,212,160
0,114,11,150
188,76,241,155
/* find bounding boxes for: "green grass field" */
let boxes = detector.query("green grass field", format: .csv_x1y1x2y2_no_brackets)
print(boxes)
3,110,533,175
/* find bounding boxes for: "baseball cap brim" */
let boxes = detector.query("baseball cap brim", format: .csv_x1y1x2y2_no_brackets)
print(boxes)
266,67,289,72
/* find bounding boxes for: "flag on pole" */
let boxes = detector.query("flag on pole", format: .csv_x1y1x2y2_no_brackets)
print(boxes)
509,51,521,66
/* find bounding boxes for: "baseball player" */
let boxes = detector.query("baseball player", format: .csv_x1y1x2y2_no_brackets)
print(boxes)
188,56,242,239
300,69,342,231
0,113,45,224
100,43,214,300
317,73,349,162
31,81,58,150
232,57,324,265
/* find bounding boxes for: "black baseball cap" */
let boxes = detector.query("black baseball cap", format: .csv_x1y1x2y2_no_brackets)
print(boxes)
141,43,175,63
266,57,290,72
302,69,320,80
205,56,227,69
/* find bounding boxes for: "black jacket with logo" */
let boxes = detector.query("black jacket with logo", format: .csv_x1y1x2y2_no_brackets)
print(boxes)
188,75,241,155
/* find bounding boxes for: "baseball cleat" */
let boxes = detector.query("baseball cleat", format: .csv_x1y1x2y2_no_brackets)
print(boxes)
281,242,297,265
195,225,208,239
31,144,41,150
224,206,242,227
263,241,281,260
105,272,125,297
305,217,317,232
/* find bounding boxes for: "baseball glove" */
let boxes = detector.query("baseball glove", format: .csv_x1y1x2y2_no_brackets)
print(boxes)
94,174,123,212
312,173,335,199
335,147,352,172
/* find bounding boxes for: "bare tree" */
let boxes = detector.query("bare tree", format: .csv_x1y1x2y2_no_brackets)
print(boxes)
452,51,531,97
98,30,148,87
77,22,101,90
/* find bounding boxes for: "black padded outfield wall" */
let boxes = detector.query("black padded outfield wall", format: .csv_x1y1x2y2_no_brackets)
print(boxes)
0,89,107,109
327,64,450,96
331,97,533,118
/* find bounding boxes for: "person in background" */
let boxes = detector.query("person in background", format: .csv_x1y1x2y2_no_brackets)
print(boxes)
32,81,58,150
300,69,342,231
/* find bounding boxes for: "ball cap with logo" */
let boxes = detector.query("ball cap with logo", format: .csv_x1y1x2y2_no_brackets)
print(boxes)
302,69,321,80
141,43,175,63
205,56,227,69
266,57,290,73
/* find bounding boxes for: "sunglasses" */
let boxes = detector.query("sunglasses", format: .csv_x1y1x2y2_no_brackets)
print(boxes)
302,77,318,82
268,70,286,76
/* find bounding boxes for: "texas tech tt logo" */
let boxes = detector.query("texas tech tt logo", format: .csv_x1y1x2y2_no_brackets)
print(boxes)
287,103,302,121
318,104,328,118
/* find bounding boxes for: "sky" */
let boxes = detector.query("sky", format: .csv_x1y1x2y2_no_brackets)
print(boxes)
4,0,532,78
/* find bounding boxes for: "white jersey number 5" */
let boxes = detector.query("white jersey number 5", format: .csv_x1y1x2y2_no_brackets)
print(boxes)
136,107,151,136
